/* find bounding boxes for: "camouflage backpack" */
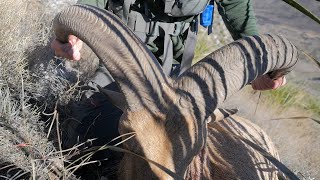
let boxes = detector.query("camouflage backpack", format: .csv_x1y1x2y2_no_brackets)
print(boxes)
79,0,214,75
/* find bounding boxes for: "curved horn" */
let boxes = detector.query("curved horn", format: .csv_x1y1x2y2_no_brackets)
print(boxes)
176,34,298,120
53,5,172,111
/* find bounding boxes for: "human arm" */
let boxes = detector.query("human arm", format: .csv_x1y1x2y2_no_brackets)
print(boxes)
215,0,258,40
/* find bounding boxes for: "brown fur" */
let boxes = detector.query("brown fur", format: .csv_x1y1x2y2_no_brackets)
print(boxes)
117,106,281,179
186,115,280,180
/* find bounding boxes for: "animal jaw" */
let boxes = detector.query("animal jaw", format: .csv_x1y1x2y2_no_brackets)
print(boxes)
118,101,207,179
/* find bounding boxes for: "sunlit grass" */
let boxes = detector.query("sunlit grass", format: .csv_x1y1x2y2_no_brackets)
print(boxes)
263,84,302,107
302,96,320,117
194,31,214,62
193,11,233,63
262,83,320,117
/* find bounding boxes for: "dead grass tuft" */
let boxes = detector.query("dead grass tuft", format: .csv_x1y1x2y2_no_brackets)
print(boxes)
0,0,81,178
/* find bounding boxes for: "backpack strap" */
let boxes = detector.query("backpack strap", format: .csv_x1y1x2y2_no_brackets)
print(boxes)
129,11,190,37
164,0,176,14
122,0,135,22
179,18,198,75
107,0,135,23
109,1,199,76
127,11,194,75
161,33,174,75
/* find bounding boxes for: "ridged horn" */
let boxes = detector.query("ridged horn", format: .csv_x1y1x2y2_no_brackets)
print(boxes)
176,34,298,120
53,5,172,111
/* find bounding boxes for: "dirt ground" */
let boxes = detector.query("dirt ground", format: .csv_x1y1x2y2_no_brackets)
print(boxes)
222,87,320,179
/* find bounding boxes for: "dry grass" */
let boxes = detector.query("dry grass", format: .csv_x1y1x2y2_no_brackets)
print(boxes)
0,0,81,106
0,86,65,179
262,83,320,119
0,0,83,178
193,9,233,62
0,0,109,178
0,0,112,178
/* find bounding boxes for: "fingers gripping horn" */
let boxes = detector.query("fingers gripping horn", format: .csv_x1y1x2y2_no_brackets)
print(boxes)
53,5,172,111
176,35,298,121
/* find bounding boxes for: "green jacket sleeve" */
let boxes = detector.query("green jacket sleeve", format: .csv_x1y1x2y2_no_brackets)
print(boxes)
77,0,108,9
216,0,258,40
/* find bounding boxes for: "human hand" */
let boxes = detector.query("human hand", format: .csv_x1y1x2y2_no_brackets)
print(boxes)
251,74,286,90
51,35,83,60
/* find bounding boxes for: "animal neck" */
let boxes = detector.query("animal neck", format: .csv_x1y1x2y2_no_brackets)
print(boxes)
184,147,210,180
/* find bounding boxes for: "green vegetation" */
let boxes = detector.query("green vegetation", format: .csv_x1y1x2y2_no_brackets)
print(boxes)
193,21,232,63
262,83,320,117
194,31,214,61
263,84,301,108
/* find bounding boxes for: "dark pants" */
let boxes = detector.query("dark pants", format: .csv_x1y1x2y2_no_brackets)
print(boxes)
62,83,121,160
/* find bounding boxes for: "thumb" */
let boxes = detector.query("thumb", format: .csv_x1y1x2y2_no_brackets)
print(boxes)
68,35,78,45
